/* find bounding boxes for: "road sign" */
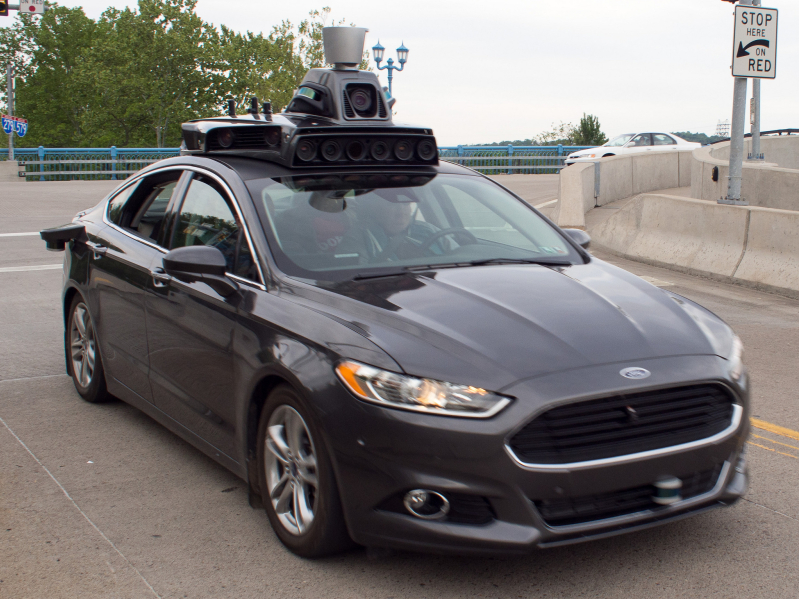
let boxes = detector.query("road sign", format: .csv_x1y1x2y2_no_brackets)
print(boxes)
19,0,45,14
2,115,28,137
732,5,778,79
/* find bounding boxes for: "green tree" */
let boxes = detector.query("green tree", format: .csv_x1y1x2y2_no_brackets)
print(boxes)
2,2,367,148
571,113,607,146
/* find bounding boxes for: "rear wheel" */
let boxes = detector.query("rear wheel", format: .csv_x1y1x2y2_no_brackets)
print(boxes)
67,295,111,403
257,385,352,557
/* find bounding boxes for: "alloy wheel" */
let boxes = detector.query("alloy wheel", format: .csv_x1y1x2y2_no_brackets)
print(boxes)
70,302,96,388
264,405,319,535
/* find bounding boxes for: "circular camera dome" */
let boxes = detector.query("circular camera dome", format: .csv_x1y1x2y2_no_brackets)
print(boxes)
264,128,281,148
346,140,366,161
321,139,343,162
350,89,372,113
371,140,390,161
216,128,235,149
416,140,436,161
394,140,414,161
296,139,317,162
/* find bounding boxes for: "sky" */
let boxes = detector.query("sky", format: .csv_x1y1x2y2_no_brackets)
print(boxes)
31,0,799,145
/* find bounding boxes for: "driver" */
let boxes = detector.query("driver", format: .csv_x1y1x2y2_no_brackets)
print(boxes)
361,194,442,262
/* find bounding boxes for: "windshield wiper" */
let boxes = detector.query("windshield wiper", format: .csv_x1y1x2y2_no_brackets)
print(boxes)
352,258,570,280
352,265,432,281
465,257,572,267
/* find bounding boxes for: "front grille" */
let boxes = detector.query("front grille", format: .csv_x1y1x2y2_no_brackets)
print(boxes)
509,384,735,465
377,492,495,525
535,465,722,527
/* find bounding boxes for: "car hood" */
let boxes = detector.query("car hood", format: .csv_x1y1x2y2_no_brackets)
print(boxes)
297,259,733,392
567,147,603,158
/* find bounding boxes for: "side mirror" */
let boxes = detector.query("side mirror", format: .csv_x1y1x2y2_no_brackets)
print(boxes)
563,228,591,250
163,246,239,297
40,223,86,251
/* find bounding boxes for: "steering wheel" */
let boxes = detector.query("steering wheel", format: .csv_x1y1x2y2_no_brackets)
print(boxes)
421,228,479,252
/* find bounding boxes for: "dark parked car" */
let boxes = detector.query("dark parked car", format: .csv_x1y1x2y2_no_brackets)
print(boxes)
42,60,748,559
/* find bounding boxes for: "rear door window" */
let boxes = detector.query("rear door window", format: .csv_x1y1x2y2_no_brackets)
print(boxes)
106,171,184,246
653,134,677,146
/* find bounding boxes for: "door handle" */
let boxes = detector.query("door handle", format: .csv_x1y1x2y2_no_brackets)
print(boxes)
151,268,172,287
85,241,107,258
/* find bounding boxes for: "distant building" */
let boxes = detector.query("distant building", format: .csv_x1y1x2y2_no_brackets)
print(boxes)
716,120,731,138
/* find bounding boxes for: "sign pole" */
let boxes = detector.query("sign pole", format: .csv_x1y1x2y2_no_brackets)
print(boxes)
723,0,754,205
6,63,13,161
751,0,762,161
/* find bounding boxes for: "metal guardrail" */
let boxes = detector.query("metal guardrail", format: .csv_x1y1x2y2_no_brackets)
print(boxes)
0,144,593,179
711,128,799,144
0,147,180,181
438,145,591,174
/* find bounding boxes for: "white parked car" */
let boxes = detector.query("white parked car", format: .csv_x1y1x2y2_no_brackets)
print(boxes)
565,132,701,165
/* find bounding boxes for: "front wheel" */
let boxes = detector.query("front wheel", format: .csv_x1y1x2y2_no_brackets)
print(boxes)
256,385,352,557
67,295,111,403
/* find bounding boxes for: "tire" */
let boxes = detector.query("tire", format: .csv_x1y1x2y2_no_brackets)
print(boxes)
256,384,352,557
66,295,111,403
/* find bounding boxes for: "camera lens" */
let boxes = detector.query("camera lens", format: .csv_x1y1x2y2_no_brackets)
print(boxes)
346,140,366,161
416,140,436,161
394,140,414,161
321,139,343,162
296,139,317,162
264,128,281,148
371,140,390,161
216,128,234,149
349,89,373,114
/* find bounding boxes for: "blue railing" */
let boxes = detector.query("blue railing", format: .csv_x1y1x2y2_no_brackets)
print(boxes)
438,145,591,174
0,147,181,181
1,144,591,180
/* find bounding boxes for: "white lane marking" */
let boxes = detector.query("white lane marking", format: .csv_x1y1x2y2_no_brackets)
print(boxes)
534,199,558,208
0,264,62,273
640,276,674,287
0,374,68,384
0,414,162,598
0,232,40,237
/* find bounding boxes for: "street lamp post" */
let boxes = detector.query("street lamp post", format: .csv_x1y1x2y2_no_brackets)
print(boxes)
372,41,409,97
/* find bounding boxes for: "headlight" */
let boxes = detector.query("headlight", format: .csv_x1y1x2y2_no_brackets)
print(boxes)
335,361,512,418
729,335,744,381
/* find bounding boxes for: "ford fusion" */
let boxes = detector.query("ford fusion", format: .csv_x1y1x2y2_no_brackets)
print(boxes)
41,37,748,558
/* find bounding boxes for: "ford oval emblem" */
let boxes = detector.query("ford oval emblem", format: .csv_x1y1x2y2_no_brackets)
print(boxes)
620,367,651,380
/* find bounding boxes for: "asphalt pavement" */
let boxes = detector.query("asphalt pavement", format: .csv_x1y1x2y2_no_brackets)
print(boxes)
1,180,797,599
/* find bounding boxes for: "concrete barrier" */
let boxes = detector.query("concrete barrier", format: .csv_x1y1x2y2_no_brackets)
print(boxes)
691,139,799,210
735,208,799,293
0,160,18,183
591,193,799,299
591,194,749,277
710,134,799,170
554,149,694,229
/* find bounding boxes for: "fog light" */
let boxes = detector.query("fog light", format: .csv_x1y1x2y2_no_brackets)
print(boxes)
403,489,450,520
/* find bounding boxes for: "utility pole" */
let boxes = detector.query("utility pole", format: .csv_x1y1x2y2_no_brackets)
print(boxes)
721,0,754,206
750,0,763,161
6,63,13,161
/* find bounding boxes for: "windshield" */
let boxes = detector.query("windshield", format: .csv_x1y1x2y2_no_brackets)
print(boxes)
247,173,582,281
604,134,635,147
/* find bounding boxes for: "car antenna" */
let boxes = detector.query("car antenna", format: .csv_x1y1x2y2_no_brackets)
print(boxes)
262,100,273,122
247,96,259,116
227,99,236,118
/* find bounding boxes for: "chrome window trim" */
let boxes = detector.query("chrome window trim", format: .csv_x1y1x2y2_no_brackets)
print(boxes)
505,403,743,472
101,165,267,286
536,460,732,534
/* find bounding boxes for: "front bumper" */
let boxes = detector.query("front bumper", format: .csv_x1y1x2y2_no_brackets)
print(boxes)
319,355,749,555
